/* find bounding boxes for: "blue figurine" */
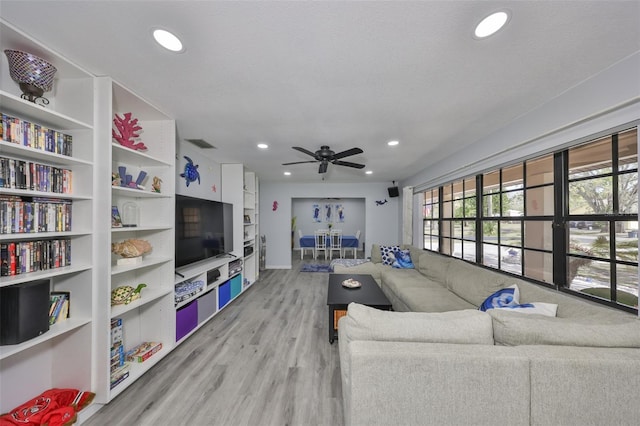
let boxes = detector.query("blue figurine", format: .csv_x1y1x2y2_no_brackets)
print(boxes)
180,156,200,186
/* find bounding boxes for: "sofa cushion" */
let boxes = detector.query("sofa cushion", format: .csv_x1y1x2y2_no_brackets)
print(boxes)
380,268,476,312
495,302,558,317
342,302,494,344
446,260,510,306
417,251,452,283
370,243,382,264
489,309,640,347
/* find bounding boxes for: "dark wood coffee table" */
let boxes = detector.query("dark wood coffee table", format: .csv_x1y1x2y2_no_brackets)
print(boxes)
327,273,392,343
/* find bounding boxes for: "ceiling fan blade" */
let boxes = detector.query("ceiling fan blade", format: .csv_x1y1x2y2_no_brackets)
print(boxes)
282,160,318,165
333,160,366,169
292,146,317,158
332,147,363,160
318,162,328,174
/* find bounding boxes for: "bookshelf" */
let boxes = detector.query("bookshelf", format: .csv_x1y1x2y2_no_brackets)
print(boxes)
1,17,257,419
243,170,259,287
93,78,175,402
221,164,259,288
0,19,95,413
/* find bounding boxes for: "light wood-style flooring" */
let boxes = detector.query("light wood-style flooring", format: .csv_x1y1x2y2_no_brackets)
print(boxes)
85,254,344,426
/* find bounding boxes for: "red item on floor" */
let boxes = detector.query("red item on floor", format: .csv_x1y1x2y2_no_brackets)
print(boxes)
0,388,94,426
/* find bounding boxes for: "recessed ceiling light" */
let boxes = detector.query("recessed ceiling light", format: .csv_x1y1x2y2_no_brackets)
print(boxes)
387,140,399,146
474,11,510,39
257,143,269,149
284,171,291,176
152,28,184,52
365,170,373,175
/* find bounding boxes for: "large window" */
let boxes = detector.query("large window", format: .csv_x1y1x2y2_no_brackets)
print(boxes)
442,178,476,261
566,128,638,308
423,188,439,252
422,127,638,311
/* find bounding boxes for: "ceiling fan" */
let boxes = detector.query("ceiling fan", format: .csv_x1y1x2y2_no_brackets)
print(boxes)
282,145,365,174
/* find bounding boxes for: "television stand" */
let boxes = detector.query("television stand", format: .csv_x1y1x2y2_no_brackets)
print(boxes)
174,256,245,343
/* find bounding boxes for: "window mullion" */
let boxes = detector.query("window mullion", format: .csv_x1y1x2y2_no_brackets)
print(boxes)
476,174,483,262
553,151,568,288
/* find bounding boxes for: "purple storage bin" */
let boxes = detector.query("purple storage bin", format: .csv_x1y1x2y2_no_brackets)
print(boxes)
176,300,198,341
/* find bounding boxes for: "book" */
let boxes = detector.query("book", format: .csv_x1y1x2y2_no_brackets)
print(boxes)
49,291,70,325
110,363,130,389
126,342,162,363
111,318,123,347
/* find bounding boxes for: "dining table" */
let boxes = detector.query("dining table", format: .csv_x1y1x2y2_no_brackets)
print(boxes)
299,234,359,249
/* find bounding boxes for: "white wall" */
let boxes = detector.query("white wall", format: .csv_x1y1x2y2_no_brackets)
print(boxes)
403,52,640,190
260,182,399,268
292,198,365,248
175,142,222,201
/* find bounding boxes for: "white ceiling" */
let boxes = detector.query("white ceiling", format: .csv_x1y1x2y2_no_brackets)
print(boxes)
1,1,639,184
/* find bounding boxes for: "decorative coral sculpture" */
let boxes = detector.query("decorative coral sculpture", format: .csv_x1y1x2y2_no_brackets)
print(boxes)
111,239,152,258
112,112,147,151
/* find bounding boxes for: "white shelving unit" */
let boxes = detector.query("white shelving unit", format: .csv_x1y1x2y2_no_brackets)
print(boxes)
0,20,95,413
94,78,175,403
0,18,256,420
221,164,260,289
243,170,259,286
173,255,242,344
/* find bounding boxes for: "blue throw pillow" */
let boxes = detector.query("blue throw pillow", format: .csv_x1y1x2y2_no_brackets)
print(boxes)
392,249,414,269
380,245,400,265
479,285,520,312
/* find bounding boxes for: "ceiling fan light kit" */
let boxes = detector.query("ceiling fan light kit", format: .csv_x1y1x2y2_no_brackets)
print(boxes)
282,145,365,174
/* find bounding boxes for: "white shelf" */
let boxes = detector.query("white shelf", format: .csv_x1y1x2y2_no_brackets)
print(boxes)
110,256,173,276
0,187,91,200
112,186,172,199
110,287,173,318
0,91,92,131
0,18,96,413
112,143,172,167
0,263,92,288
1,140,93,167
0,317,92,360
111,225,172,233
0,230,92,241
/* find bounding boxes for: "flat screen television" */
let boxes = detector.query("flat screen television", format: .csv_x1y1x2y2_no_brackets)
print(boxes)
175,194,234,268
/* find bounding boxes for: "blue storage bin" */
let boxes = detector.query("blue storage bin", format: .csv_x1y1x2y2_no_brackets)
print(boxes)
218,280,231,309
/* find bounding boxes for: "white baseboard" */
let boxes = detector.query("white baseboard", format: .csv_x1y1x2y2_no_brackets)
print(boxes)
265,264,292,269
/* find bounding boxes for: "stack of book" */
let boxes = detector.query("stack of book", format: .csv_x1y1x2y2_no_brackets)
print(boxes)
0,157,73,193
110,318,129,389
1,112,73,156
49,291,69,325
0,238,71,276
0,196,73,234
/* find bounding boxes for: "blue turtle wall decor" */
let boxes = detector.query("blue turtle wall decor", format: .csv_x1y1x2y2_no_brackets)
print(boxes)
180,156,200,186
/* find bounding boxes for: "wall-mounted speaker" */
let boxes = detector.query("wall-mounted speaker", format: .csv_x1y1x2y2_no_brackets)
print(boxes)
0,279,50,345
387,186,399,198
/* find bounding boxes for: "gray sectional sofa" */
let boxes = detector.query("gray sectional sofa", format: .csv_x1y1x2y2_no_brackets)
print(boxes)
334,244,640,426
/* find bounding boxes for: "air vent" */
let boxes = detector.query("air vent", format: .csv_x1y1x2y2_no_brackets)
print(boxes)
185,138,216,149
